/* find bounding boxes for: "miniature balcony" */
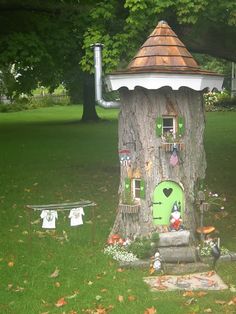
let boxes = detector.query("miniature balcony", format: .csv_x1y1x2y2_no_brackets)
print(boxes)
161,142,185,152
119,203,140,214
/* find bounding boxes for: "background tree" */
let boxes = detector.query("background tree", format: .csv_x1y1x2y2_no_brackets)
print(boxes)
0,0,235,120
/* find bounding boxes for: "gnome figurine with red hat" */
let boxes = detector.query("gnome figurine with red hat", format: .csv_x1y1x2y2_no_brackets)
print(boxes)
169,201,183,231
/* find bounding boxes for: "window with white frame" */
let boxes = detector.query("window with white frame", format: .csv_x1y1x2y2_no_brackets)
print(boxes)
162,116,176,135
132,178,141,199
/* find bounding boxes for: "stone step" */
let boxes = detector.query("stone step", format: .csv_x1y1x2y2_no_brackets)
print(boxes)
159,246,198,263
158,230,190,247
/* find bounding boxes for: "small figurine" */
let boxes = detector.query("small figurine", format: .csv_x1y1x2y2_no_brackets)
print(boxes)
205,237,221,269
169,201,183,231
150,251,162,274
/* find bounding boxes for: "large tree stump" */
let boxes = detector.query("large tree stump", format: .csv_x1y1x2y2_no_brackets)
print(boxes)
111,86,206,239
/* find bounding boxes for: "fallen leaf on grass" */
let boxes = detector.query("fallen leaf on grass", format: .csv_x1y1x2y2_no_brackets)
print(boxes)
101,288,108,293
95,295,102,301
204,309,212,313
215,300,226,305
117,268,125,272
55,297,67,307
66,291,80,299
144,306,157,314
128,295,136,301
55,281,61,288
229,285,236,292
14,286,25,292
228,296,236,305
206,271,215,277
31,219,40,225
8,261,14,267
87,281,93,285
184,298,196,306
7,284,13,290
183,291,195,297
117,295,124,302
49,267,59,278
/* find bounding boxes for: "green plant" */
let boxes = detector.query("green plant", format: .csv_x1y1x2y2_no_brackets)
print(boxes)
161,130,183,143
128,235,159,259
198,243,230,257
203,90,236,112
104,243,138,262
122,189,135,205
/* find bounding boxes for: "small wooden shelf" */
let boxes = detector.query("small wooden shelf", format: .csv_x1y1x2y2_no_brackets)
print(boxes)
161,142,185,152
119,204,140,214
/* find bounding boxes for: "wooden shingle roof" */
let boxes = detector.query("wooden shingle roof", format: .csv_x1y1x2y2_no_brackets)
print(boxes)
106,20,223,91
126,21,203,74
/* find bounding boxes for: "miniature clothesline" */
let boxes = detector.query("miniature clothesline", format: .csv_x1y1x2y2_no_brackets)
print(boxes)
26,200,96,211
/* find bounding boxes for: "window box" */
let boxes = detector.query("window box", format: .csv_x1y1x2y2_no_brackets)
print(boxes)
119,203,140,214
161,142,185,152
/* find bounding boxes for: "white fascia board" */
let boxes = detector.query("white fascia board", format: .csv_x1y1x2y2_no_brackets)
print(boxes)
106,73,223,92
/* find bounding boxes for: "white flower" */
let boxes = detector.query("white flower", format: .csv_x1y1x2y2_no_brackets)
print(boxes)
104,244,138,262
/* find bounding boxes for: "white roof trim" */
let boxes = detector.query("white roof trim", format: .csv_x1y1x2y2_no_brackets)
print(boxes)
106,73,223,92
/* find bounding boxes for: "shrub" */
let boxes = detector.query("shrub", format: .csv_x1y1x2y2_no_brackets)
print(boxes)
128,233,159,259
204,90,236,112
0,94,70,113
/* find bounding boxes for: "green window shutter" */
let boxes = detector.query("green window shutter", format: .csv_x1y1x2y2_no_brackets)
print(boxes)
178,116,185,136
140,179,145,199
156,117,163,137
125,177,131,191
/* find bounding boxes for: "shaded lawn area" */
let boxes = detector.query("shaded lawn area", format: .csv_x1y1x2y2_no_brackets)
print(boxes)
0,106,236,314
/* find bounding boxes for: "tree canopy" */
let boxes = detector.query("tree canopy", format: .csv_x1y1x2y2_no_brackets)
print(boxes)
0,0,235,118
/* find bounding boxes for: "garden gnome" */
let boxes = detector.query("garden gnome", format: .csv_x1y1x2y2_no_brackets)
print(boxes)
153,251,162,271
206,237,221,269
149,251,162,274
169,201,183,231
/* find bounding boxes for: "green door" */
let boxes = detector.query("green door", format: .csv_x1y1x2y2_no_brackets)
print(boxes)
153,181,184,225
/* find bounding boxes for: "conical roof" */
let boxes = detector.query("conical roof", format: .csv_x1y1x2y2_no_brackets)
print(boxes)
127,20,200,73
106,21,223,91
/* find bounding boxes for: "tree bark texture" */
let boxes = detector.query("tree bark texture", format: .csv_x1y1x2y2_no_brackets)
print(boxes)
111,87,206,238
82,73,100,122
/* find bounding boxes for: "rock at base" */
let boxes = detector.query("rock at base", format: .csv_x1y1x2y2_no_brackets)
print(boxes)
158,230,190,247
159,246,198,263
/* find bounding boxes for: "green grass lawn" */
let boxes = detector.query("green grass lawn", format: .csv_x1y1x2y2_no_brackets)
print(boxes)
0,106,236,314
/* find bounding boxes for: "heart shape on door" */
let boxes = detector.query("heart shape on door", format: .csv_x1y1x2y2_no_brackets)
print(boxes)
163,188,173,197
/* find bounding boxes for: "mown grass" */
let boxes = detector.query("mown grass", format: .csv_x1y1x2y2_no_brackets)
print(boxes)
0,106,236,314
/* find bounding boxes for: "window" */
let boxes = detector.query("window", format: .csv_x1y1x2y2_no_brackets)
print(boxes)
156,116,183,138
133,179,141,199
162,116,176,135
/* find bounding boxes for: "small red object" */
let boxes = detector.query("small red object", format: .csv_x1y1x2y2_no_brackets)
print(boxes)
107,238,113,245
55,297,67,307
118,238,124,245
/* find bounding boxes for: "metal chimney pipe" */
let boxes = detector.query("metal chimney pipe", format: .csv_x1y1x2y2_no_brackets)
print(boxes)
92,43,120,109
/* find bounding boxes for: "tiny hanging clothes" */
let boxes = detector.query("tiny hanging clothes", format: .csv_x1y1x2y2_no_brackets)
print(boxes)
40,210,58,229
69,207,85,226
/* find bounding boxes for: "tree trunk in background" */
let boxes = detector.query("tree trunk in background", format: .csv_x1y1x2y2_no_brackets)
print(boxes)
111,87,206,239
81,72,100,122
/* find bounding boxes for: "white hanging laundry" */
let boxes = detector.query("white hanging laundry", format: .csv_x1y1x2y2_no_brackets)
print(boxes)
40,210,58,229
69,207,85,226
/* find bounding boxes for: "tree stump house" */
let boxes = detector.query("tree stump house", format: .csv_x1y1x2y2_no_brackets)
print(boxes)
94,21,223,240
